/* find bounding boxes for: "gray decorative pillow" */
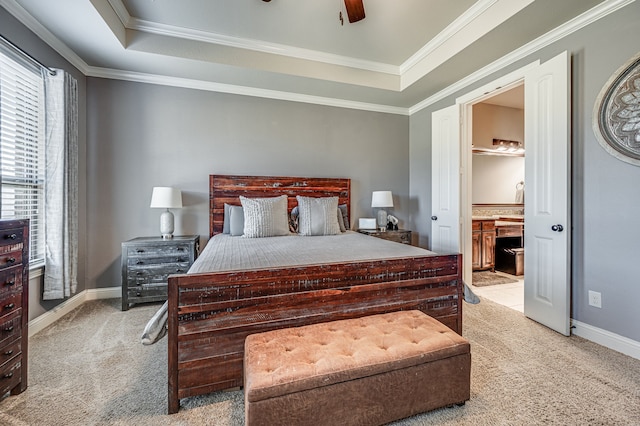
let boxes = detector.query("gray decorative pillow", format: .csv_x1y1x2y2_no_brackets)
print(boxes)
296,196,341,236
223,203,234,234
337,208,346,232
338,204,349,231
240,195,290,238
289,206,299,233
228,205,244,236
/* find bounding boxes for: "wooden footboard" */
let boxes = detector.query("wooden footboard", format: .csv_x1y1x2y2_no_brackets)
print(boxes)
167,253,462,414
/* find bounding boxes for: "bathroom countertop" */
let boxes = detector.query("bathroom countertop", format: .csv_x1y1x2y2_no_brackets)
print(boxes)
494,220,525,227
471,216,496,220
472,215,524,221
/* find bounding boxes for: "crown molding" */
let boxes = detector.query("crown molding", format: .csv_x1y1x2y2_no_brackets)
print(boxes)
408,0,636,114
86,66,410,116
0,0,91,74
106,0,132,27
400,0,499,74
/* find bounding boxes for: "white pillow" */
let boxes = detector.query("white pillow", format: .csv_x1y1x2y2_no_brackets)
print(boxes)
296,196,341,236
240,195,290,238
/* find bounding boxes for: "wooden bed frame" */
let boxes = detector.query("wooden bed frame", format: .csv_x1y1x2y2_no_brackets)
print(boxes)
167,175,462,414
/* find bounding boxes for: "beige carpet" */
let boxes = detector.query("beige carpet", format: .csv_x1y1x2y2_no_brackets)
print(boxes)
1,298,639,425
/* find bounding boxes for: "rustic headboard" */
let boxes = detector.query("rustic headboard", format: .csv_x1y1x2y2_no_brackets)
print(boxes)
209,175,351,237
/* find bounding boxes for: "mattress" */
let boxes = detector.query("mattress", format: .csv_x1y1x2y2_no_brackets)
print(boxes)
188,230,436,274
141,231,478,345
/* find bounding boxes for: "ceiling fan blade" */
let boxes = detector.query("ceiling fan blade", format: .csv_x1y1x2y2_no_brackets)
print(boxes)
344,0,365,23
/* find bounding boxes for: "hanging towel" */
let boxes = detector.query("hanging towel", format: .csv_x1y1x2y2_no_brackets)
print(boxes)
515,181,524,204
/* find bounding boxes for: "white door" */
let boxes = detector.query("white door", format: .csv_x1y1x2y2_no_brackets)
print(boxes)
431,104,461,253
523,51,571,335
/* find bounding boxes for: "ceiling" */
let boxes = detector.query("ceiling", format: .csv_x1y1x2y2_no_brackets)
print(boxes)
482,84,524,110
3,0,612,112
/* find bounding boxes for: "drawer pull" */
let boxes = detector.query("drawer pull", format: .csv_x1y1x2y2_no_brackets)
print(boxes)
136,261,144,265
177,247,185,251
6,257,16,264
4,280,15,287
176,269,185,273
3,350,13,356
136,292,142,297
5,233,17,240
136,249,145,253
136,272,144,276
3,372,13,379
176,258,185,262
4,303,15,310
4,326,14,332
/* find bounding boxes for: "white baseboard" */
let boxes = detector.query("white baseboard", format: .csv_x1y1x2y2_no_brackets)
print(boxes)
28,286,120,338
85,286,121,300
572,319,640,361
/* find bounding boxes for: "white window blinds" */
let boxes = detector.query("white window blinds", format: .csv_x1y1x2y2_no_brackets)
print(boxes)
0,49,46,263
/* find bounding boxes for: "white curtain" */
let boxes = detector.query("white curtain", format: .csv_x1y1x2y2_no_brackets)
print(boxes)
42,69,78,300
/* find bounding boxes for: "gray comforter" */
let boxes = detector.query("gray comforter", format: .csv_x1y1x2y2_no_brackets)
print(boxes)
141,231,478,344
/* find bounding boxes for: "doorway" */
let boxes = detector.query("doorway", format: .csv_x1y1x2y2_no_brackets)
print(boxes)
468,85,525,312
431,51,571,335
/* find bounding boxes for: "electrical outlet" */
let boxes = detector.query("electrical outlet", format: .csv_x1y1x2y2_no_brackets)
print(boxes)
588,290,602,308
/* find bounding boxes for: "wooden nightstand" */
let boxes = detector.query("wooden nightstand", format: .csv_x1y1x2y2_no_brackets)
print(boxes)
121,235,199,310
357,229,412,245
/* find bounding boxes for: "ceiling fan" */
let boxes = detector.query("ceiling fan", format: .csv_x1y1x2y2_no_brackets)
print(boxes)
343,0,366,23
261,0,365,24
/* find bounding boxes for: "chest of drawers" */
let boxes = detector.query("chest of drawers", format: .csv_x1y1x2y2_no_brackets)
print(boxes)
121,235,199,311
0,219,29,398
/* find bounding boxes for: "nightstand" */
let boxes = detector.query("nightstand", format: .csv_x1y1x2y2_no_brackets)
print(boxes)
357,229,412,245
121,235,199,311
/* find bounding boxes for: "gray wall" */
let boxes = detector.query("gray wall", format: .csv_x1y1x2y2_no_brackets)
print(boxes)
0,8,88,320
409,2,640,342
86,78,410,290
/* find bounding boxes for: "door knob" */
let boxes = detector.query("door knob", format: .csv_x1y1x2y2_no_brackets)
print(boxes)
551,224,564,232
431,216,438,221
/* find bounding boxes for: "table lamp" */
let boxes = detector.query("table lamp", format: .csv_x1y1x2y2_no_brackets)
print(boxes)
150,187,182,239
371,191,393,231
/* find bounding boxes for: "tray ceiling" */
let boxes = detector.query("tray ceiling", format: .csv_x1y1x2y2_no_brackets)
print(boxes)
3,0,613,111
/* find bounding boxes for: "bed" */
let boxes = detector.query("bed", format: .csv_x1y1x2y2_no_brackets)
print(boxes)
166,175,463,414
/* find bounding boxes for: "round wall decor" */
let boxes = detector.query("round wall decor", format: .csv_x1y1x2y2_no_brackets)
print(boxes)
593,52,640,166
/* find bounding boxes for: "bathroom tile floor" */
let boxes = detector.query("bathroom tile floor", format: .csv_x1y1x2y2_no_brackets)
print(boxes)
471,271,524,313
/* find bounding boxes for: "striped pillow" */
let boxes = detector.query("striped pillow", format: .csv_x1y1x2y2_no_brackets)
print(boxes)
296,196,341,236
240,195,290,238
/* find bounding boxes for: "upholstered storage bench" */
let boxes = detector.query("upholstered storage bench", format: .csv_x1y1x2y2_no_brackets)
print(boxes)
244,310,471,426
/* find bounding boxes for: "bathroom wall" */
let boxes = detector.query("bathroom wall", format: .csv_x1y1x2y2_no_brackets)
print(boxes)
472,155,524,204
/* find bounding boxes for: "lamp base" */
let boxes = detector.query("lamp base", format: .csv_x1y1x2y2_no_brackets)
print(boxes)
377,209,387,232
160,209,175,239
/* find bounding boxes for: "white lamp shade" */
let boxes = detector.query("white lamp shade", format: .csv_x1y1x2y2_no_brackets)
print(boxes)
150,187,183,209
371,191,393,208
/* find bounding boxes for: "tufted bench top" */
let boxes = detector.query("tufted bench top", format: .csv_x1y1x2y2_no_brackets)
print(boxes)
244,310,469,402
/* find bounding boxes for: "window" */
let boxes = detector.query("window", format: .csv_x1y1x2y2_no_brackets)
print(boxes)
0,48,46,264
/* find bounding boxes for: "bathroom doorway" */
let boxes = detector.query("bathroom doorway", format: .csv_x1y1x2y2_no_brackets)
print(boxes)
469,85,525,312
